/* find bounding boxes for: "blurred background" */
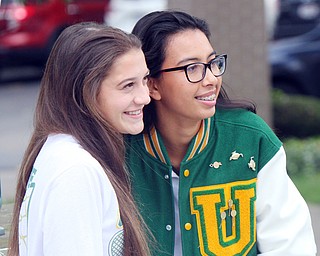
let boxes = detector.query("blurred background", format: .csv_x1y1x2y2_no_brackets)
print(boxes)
0,0,319,253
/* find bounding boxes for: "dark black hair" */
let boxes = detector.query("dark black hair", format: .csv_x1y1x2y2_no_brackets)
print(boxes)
132,11,256,131
132,10,211,78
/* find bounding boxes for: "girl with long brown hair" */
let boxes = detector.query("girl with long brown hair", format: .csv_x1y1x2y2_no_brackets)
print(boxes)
8,22,151,256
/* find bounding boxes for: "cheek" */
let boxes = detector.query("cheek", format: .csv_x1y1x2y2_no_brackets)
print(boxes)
97,95,108,116
98,103,113,121
216,78,223,94
161,74,190,94
97,93,120,121
160,83,182,101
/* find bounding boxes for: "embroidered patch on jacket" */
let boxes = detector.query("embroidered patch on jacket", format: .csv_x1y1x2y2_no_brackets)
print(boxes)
248,156,256,171
209,161,222,169
229,151,244,161
190,178,257,255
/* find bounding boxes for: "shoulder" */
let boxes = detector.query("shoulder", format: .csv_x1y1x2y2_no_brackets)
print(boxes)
34,134,105,181
215,108,268,129
28,134,115,216
40,134,99,164
214,108,281,146
213,108,282,169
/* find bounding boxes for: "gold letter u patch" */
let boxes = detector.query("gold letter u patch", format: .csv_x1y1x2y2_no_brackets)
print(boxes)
190,179,257,256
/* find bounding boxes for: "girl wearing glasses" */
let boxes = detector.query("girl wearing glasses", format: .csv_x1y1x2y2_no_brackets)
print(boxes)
8,22,151,256
125,10,316,255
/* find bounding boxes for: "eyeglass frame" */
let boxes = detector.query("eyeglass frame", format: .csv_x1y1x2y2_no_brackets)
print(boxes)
157,54,227,83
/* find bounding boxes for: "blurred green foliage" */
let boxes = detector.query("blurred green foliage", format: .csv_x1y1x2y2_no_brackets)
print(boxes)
291,173,320,204
272,89,320,138
272,90,320,177
283,137,320,176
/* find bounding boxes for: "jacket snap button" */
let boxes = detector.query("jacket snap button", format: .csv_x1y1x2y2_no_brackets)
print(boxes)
184,169,190,177
185,223,192,230
166,225,172,231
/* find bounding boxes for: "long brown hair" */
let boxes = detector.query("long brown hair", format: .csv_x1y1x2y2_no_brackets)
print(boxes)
8,22,150,256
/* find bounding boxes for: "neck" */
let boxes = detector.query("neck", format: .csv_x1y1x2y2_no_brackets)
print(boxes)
156,117,201,170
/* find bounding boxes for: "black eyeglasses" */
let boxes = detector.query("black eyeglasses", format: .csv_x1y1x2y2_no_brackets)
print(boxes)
159,54,227,83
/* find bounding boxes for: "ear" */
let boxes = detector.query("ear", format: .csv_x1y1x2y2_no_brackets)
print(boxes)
148,78,161,100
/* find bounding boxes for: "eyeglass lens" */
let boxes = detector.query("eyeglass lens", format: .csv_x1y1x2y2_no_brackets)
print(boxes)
186,56,225,83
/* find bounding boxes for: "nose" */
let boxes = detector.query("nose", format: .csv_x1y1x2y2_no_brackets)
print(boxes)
202,66,219,86
134,83,151,105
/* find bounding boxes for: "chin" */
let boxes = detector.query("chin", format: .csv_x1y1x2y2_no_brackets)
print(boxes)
123,126,144,135
200,107,216,119
128,130,142,135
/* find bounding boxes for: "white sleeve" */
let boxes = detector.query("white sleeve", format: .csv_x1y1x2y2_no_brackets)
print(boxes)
256,146,317,255
41,164,113,256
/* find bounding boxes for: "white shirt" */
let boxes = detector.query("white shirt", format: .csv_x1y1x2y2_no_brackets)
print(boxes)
19,134,123,256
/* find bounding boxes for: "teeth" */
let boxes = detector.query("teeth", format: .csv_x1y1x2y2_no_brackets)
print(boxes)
196,94,215,101
127,110,141,115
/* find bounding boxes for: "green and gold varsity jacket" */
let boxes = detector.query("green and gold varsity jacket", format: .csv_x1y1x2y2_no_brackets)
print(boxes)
125,108,316,256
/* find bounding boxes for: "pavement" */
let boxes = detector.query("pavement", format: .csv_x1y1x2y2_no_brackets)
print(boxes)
0,203,12,251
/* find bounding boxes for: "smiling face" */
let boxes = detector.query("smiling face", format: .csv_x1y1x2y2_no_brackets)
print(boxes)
97,48,150,135
150,29,223,125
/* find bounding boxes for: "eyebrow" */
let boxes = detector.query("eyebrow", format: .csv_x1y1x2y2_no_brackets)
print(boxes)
176,51,217,66
117,70,150,86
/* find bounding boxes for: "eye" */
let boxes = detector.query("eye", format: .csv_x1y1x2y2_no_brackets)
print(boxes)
211,57,224,68
186,64,201,74
216,58,224,68
209,57,223,71
142,74,149,85
123,82,134,89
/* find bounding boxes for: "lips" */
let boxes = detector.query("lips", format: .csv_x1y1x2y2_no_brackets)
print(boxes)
196,94,216,101
125,109,142,115
195,92,216,101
